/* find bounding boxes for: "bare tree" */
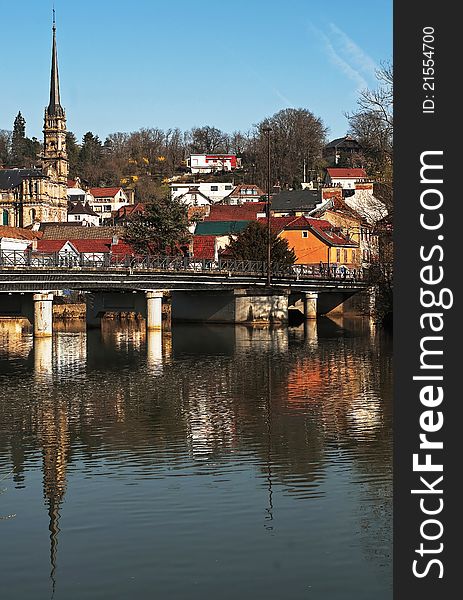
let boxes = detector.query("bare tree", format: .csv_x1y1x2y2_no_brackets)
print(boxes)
346,61,393,206
254,108,327,189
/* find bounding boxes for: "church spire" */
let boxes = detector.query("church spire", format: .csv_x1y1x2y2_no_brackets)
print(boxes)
47,9,63,117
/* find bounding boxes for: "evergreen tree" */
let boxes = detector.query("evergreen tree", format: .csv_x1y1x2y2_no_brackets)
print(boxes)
227,221,296,267
124,195,190,255
66,131,80,177
11,112,27,166
23,137,41,164
79,131,103,182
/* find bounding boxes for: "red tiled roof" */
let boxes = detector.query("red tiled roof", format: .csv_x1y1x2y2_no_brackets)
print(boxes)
206,202,267,221
0,226,42,240
257,215,357,247
307,218,357,247
258,215,303,234
36,240,69,252
114,203,145,218
90,187,122,198
326,168,367,179
37,239,113,253
193,235,215,259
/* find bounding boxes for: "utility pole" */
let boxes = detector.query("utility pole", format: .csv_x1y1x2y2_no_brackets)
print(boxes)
263,126,272,287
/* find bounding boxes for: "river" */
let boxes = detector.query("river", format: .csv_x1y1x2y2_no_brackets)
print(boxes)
0,317,392,600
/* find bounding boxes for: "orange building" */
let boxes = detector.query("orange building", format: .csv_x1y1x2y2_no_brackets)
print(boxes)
260,215,359,268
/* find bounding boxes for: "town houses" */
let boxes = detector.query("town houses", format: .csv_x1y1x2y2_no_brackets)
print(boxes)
0,15,388,275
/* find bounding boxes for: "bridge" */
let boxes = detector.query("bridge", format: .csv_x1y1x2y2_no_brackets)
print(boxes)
0,251,369,336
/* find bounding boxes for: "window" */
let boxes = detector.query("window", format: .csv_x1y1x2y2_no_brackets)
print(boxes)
172,187,178,191
336,249,341,262
210,186,218,191
225,185,233,190
302,231,308,238
343,249,348,263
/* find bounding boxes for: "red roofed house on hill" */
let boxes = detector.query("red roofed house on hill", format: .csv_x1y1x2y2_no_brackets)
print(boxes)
324,168,368,190
88,187,131,224
187,154,242,174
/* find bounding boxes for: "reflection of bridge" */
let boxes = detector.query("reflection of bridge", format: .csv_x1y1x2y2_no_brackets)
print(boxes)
0,253,369,336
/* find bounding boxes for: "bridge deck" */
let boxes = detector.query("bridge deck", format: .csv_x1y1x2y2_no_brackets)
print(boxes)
0,253,368,293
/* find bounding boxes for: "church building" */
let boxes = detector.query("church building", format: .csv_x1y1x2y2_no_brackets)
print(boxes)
0,16,68,227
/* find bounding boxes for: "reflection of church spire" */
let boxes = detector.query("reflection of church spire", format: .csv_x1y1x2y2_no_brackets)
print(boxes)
38,398,70,597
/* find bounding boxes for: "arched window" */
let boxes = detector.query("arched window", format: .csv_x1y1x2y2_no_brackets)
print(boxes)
29,208,36,223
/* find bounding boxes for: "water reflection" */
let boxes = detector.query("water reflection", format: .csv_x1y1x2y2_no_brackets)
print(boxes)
0,318,392,599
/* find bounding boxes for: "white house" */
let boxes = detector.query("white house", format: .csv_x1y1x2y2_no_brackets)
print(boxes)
187,154,242,174
88,187,131,223
0,225,39,251
67,201,100,227
170,182,235,204
224,184,265,204
325,168,368,190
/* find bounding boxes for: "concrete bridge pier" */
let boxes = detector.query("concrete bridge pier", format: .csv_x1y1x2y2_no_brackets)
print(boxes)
171,289,288,324
33,292,54,337
304,292,318,319
85,290,164,330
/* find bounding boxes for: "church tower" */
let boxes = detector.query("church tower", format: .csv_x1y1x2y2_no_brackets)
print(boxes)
43,11,68,185
0,12,69,226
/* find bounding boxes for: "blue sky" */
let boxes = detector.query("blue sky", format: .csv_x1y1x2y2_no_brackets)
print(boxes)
0,0,392,143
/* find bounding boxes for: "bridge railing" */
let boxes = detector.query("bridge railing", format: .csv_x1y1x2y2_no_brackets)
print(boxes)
0,250,366,281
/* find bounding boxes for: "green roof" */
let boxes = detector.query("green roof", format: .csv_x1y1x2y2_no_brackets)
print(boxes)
195,220,251,236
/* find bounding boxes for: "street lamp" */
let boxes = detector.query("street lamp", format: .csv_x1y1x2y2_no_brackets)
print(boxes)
263,125,272,287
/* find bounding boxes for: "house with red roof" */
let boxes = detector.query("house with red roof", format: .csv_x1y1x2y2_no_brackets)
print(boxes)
324,168,368,190
33,237,136,264
0,225,42,251
88,187,131,224
257,215,360,268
